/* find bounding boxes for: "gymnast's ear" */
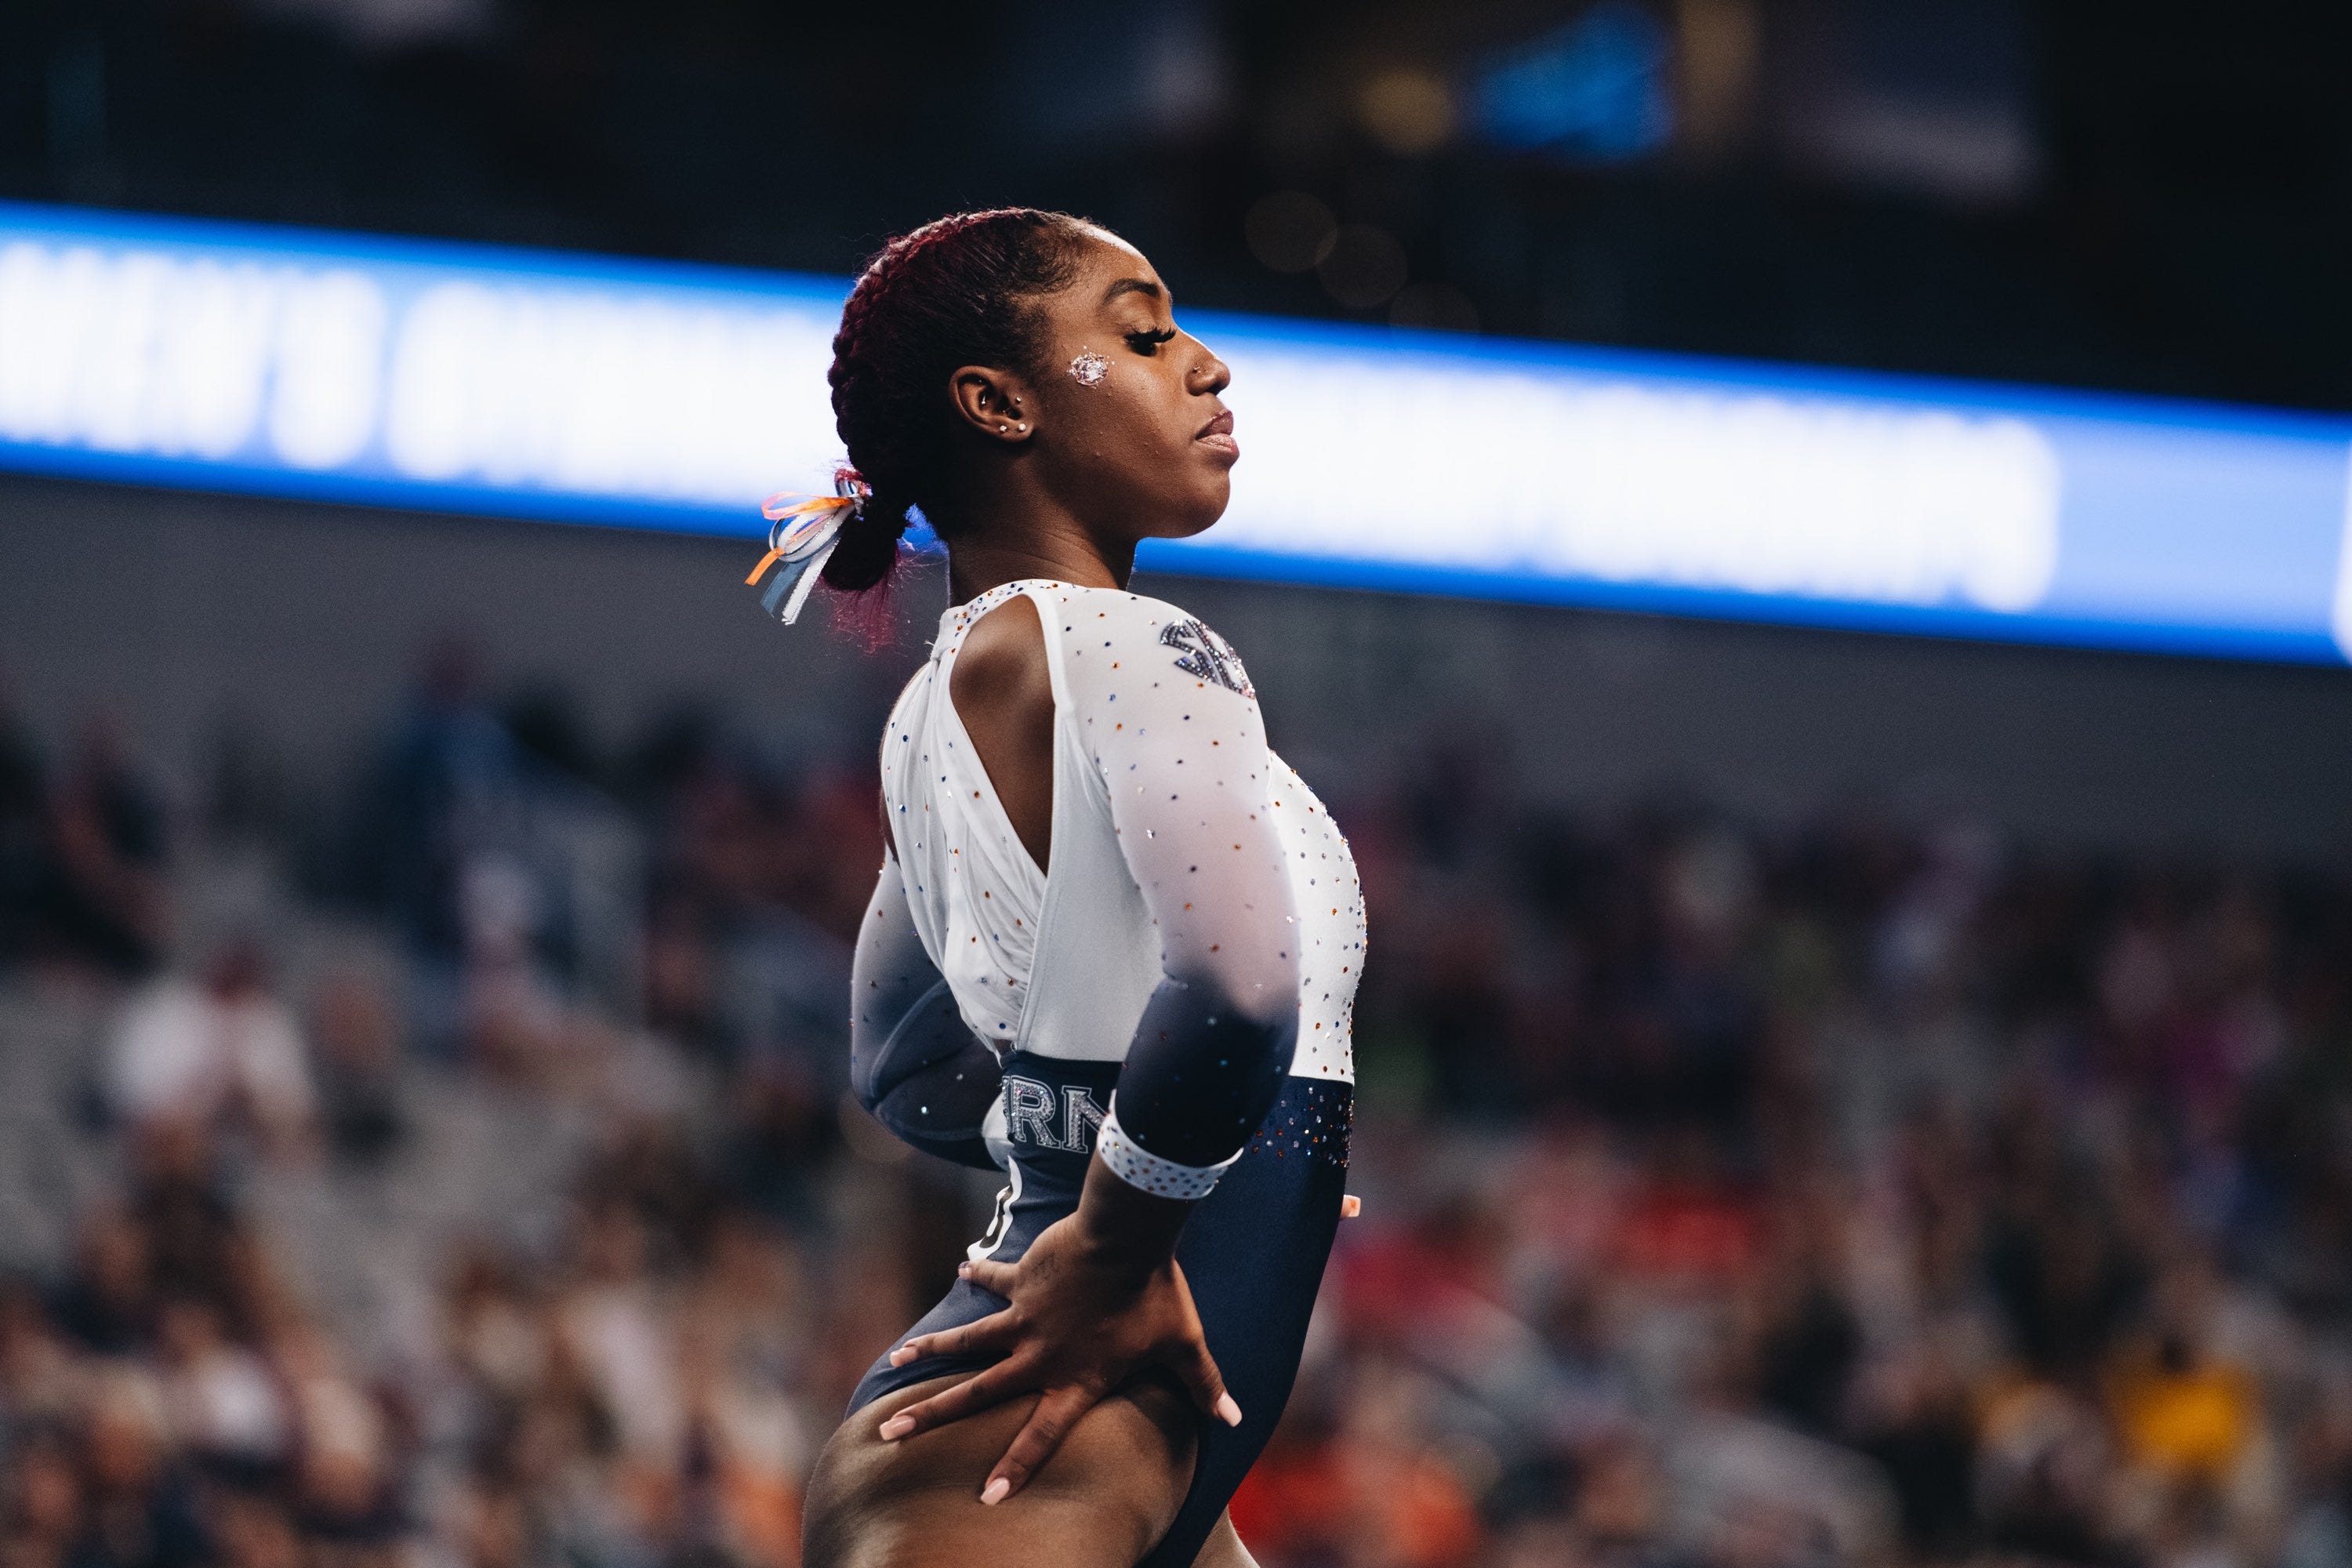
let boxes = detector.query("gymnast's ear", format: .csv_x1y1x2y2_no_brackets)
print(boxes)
950,365,1036,444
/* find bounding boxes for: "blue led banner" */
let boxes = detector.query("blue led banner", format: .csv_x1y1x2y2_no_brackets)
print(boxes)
2,199,2349,665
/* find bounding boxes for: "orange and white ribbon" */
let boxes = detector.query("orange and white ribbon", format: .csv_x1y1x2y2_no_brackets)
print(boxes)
746,490,861,624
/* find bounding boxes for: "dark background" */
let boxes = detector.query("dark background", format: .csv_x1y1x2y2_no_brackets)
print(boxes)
7,0,2352,409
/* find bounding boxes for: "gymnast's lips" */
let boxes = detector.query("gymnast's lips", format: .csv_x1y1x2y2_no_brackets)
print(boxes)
1196,409,1239,460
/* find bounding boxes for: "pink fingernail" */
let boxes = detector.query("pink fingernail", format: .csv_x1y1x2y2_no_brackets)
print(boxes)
1341,1194,1362,1218
1216,1394,1243,1427
980,1478,1011,1505
889,1345,916,1367
956,1262,972,1279
879,1415,915,1441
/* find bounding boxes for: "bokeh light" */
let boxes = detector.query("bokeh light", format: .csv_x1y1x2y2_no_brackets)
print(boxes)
1356,68,1457,156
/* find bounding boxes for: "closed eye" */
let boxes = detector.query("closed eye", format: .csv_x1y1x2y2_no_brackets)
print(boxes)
1125,326,1178,354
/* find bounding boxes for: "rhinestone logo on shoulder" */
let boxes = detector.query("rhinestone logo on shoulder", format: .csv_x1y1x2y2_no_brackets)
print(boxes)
1160,619,1254,698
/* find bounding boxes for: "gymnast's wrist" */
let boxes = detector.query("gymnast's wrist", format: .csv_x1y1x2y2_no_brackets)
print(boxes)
1095,1099,1241,1203
1073,1155,1190,1278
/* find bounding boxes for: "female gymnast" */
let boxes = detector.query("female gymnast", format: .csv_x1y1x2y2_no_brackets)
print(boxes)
756,209,1363,1568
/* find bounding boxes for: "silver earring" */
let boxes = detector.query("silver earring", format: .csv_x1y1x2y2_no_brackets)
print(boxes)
997,423,1008,432
1016,421,1028,430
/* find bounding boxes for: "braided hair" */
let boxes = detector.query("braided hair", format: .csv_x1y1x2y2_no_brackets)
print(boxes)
822,209,1099,593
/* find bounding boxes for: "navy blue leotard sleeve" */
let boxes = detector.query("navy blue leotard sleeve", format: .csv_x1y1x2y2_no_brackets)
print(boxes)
849,849,1004,1171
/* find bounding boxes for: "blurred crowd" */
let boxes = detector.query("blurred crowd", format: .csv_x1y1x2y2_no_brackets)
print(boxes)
2,645,2352,1568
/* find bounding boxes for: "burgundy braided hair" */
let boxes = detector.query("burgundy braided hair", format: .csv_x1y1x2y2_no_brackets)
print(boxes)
820,208,1100,595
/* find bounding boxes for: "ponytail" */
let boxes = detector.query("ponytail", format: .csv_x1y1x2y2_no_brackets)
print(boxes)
819,485,913,593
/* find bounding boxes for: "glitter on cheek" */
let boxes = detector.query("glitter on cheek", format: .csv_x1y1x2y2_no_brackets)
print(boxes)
1069,348,1109,387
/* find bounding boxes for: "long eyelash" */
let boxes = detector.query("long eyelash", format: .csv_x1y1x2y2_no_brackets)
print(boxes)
1126,327,1178,353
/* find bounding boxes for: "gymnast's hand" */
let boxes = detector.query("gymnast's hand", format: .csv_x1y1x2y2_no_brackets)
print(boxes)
873,1156,1237,1503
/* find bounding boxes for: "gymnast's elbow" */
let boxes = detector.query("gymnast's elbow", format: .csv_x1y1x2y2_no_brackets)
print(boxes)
1166,967,1302,1082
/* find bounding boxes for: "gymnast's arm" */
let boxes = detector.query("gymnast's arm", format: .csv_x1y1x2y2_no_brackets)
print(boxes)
849,848,1004,1171
1083,622,1301,1197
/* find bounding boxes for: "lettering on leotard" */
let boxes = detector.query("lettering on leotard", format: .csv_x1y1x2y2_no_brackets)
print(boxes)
1000,1075,1109,1153
1003,1076,1058,1149
1062,1085,1105,1152
1159,620,1255,699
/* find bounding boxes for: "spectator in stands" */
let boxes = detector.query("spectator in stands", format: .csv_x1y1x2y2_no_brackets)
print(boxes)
39,716,169,978
71,1343,210,1567
107,938,317,1160
154,1295,288,1474
307,962,408,1167
49,1207,152,1357
354,640,534,1032
2,1427,86,1568
0,670,45,967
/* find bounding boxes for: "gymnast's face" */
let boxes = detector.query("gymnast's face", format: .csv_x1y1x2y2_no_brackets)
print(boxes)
956,227,1236,543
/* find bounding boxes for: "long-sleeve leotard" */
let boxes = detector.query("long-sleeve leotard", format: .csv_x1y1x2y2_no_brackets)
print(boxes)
854,582,1301,1198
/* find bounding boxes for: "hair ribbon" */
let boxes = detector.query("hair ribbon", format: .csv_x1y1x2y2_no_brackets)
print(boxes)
746,488,861,624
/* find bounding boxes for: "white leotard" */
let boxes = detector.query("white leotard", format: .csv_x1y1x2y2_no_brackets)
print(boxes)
857,579,1362,1191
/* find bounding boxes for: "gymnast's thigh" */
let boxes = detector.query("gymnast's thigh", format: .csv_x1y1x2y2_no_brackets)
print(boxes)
802,1373,1198,1568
